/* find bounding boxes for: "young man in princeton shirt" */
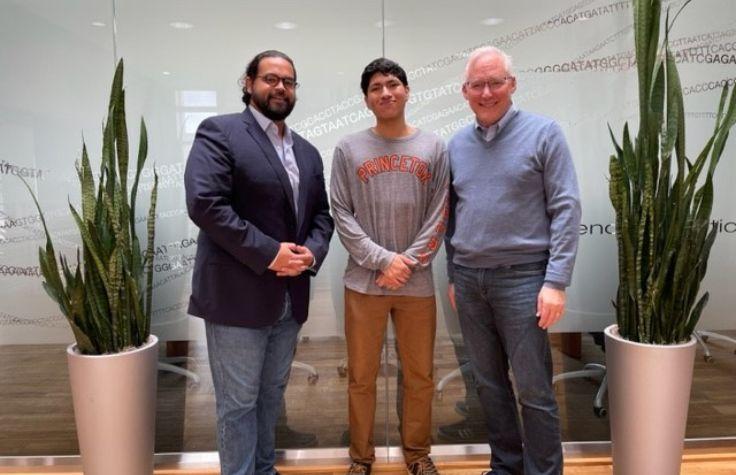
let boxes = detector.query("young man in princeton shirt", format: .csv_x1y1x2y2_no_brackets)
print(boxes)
330,58,449,475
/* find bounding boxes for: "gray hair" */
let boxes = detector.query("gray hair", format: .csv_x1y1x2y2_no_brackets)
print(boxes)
464,46,514,80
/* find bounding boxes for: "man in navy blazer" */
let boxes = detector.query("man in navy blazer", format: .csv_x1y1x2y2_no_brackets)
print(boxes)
185,50,333,475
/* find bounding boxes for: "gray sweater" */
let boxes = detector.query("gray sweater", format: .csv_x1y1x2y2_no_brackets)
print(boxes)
446,109,581,287
330,128,450,297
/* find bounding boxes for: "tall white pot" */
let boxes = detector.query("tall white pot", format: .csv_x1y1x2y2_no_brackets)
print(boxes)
67,335,159,475
604,324,696,475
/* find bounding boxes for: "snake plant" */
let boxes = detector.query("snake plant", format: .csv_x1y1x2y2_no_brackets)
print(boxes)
23,59,158,354
609,0,736,344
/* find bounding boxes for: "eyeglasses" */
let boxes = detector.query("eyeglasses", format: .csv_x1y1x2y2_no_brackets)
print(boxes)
465,76,511,93
257,74,299,89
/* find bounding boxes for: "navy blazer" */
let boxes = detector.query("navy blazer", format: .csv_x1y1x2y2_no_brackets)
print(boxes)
184,108,334,327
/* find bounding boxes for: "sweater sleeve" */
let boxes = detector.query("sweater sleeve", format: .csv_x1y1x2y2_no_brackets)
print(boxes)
330,145,396,271
444,171,457,283
541,122,582,287
403,143,450,268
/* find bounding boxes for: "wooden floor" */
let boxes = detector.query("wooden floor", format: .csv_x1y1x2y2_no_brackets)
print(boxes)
2,332,736,456
1,447,736,474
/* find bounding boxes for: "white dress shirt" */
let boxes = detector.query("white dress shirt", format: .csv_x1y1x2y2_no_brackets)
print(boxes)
251,106,300,214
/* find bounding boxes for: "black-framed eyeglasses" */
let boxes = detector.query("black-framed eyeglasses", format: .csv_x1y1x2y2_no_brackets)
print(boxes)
257,74,299,89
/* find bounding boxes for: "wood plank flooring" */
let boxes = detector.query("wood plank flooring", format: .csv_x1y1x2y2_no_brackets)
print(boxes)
1,448,735,474
1,332,735,456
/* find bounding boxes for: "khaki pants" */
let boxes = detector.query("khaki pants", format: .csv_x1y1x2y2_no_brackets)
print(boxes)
345,288,437,464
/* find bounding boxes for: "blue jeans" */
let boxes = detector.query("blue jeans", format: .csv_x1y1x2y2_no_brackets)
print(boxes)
453,262,562,475
205,296,301,475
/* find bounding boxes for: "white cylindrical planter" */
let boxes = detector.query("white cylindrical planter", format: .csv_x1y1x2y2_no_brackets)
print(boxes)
604,325,696,475
67,335,159,475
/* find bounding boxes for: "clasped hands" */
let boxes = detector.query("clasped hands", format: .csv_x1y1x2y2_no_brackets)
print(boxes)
376,254,415,291
268,242,314,277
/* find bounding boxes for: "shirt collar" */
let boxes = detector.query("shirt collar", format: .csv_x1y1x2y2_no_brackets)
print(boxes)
250,106,293,144
475,104,517,141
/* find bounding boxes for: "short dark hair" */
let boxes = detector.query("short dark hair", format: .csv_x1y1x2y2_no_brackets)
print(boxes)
240,50,296,105
360,58,408,95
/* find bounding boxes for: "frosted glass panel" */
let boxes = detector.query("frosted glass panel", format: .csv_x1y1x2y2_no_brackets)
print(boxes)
1,0,735,459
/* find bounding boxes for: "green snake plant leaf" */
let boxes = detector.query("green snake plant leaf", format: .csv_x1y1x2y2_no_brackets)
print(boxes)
114,88,130,196
709,85,736,173
144,172,159,333
609,0,734,344
22,58,157,354
608,124,623,157
69,203,110,292
79,143,97,224
130,118,148,231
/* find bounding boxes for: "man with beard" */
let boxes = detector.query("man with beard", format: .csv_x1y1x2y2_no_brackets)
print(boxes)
185,50,333,475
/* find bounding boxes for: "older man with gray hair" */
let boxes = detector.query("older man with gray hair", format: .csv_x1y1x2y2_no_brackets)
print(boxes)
445,46,581,475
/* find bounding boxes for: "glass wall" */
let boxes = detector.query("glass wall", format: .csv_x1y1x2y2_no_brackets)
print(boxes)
1,0,735,457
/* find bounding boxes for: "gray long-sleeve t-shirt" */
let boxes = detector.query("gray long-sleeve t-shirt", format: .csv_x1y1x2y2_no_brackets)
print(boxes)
446,109,581,287
330,128,450,297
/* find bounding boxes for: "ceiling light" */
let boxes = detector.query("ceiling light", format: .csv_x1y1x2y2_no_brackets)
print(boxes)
374,20,395,28
480,18,504,26
169,22,194,30
91,21,106,27
274,21,297,30
162,71,171,76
